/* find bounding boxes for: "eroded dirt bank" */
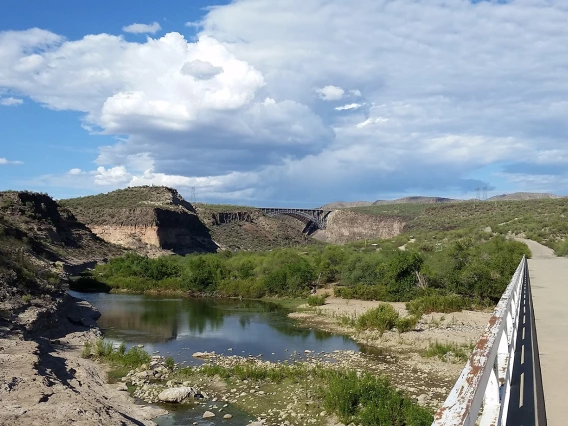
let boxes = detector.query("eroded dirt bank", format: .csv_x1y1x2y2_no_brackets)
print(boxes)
0,294,165,426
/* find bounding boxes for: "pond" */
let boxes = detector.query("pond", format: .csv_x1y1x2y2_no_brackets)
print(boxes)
69,291,364,424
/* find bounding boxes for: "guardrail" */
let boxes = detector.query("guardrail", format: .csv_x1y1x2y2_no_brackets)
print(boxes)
432,256,533,426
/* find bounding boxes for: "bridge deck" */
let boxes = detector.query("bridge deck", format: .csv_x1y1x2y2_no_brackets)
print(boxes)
521,239,568,425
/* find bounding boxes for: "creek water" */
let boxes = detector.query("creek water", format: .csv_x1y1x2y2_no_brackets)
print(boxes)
69,291,363,425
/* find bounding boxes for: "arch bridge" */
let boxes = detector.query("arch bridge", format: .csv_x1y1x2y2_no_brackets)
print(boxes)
259,208,331,233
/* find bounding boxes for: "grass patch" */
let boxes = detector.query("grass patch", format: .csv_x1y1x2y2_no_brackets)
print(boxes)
82,338,151,369
423,341,473,363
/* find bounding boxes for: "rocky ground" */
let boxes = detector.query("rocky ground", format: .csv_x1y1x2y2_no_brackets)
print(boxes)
0,294,166,426
287,293,492,407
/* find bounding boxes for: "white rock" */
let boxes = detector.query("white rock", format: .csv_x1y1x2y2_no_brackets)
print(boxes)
203,411,215,419
223,414,233,419
157,387,200,403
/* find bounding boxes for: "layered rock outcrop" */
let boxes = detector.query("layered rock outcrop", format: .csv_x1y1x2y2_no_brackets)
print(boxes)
62,187,218,255
314,210,406,244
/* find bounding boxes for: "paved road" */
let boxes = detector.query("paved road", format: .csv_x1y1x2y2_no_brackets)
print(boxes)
517,239,568,425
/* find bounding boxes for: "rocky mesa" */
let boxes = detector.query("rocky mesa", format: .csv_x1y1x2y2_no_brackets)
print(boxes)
61,186,219,255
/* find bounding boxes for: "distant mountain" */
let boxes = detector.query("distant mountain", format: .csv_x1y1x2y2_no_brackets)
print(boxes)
486,192,561,201
373,196,460,205
319,201,373,209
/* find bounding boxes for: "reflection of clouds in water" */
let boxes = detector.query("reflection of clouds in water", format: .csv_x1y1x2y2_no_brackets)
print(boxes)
75,292,361,361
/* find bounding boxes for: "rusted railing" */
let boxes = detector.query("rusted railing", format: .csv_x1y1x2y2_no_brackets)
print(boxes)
432,256,531,426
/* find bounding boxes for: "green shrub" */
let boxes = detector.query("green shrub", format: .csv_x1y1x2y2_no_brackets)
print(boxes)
334,284,387,301
164,356,175,370
554,240,568,257
320,370,432,425
406,294,471,317
356,304,399,335
307,294,327,306
396,315,419,333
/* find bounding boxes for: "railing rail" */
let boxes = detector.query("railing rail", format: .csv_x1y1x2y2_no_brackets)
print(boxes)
432,256,527,426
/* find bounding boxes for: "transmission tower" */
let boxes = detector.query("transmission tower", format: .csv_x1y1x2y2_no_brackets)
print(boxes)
191,187,196,204
482,186,488,201
476,187,481,200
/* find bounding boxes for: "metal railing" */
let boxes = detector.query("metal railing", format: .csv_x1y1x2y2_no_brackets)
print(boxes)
432,256,538,426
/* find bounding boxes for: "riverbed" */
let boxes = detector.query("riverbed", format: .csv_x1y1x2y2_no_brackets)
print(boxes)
69,291,367,425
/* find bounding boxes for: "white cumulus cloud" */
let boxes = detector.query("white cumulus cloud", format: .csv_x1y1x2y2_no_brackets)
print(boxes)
315,85,344,101
122,22,161,34
5,0,568,202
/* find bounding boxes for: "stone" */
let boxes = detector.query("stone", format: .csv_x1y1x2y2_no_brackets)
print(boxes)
116,382,128,391
157,387,200,403
203,411,215,419
418,394,430,404
223,414,233,419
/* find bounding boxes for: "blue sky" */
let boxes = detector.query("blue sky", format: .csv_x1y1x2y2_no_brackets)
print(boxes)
1,0,568,206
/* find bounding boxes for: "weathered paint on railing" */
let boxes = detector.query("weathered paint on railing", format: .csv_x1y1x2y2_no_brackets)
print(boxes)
432,257,526,426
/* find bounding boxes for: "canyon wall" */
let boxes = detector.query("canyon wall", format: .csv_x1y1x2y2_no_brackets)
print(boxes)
315,210,406,244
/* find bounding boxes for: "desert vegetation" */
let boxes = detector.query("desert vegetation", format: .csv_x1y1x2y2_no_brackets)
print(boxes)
76,233,529,315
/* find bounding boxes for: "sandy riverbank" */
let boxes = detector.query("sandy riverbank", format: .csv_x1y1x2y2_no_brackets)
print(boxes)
0,294,166,426
288,292,493,408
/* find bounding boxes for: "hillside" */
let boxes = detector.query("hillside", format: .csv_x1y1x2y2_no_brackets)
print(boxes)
62,187,321,253
61,187,218,255
0,190,123,315
319,201,373,209
373,196,460,205
486,192,561,201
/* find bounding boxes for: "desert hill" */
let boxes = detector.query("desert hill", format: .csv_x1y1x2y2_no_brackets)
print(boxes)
486,192,561,201
319,201,373,209
0,190,123,314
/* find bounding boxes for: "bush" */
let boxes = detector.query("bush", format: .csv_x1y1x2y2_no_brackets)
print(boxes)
321,370,432,425
406,294,471,317
554,240,568,257
396,315,419,333
164,356,175,370
356,304,399,335
307,294,327,306
334,284,387,301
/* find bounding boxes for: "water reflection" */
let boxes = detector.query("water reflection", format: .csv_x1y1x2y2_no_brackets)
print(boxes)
69,291,361,363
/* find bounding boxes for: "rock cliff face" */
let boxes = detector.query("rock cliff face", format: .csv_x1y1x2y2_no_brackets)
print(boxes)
62,189,218,255
314,210,406,244
195,206,316,251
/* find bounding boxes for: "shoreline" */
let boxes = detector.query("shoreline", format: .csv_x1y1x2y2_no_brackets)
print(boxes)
1,290,491,425
0,294,166,426
285,294,492,409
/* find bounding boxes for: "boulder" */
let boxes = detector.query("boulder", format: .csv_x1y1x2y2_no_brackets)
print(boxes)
157,387,201,403
203,411,215,419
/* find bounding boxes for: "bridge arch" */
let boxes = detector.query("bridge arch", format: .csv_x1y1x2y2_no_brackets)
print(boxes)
259,208,331,233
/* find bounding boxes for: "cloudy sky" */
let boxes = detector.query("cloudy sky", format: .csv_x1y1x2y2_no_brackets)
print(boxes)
1,0,567,207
